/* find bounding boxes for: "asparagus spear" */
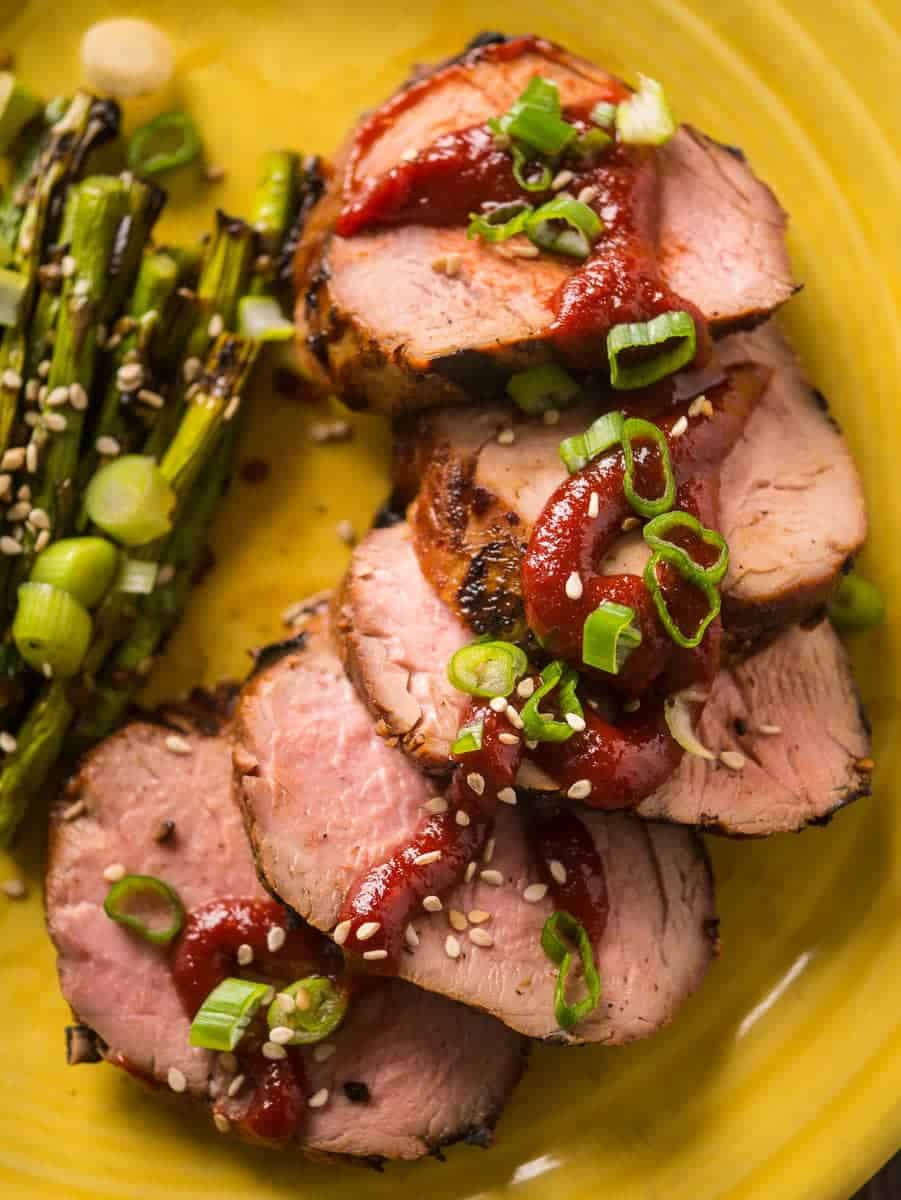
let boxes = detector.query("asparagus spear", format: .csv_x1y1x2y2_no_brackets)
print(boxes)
248,150,298,295
0,678,71,844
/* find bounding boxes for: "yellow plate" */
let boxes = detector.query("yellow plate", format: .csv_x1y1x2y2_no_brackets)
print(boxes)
1,1,899,1197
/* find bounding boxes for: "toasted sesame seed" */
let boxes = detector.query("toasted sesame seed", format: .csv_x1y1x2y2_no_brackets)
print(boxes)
480,869,504,886
516,678,535,699
523,882,549,903
23,411,39,427
308,1087,330,1108
213,1113,230,1133
468,910,491,924
688,394,714,419
44,412,67,432
456,810,471,827
138,388,164,409
445,935,461,959
236,943,254,966
73,277,90,298
42,661,53,678
483,837,496,863
578,185,599,205
621,516,641,532
498,733,520,748
205,163,226,182
500,240,540,259
404,923,420,949
720,750,746,771
46,385,68,407
28,507,49,531
334,518,355,545
505,706,525,730
0,449,24,472
424,796,448,814
551,168,575,191
362,949,388,961
470,927,494,948
2,878,25,899
25,379,39,402
182,357,202,383
448,909,468,932
269,1026,295,1045
66,382,88,411
566,779,592,800
464,862,477,883
262,1041,287,1060
103,862,126,883
497,786,518,805
497,428,515,445
0,475,10,498
588,491,600,518
61,255,76,278
671,415,688,438
208,313,225,338
267,926,287,952
623,698,641,713
422,894,443,912
313,1042,337,1063
15,484,29,501
165,734,192,755
565,712,587,733
543,408,560,426
758,724,783,735
548,859,568,885
565,571,583,600
399,146,418,162
466,772,485,795
36,360,51,380
1,369,21,390
414,850,442,866
25,443,38,473
356,920,381,941
167,1067,187,1093
34,529,50,553
274,993,295,1016
309,418,352,443
0,732,17,755
95,435,121,457
116,362,144,391
333,919,351,944
6,501,28,521
488,696,508,714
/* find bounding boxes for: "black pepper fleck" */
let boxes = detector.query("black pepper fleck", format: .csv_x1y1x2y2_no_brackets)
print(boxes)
343,1081,370,1104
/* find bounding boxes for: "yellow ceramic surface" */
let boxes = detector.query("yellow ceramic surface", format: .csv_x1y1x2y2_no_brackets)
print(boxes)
0,1,898,1197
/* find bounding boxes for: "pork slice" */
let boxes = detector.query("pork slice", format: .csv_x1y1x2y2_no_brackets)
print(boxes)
236,615,718,1044
397,323,866,642
637,621,872,835
295,41,795,414
46,717,525,1160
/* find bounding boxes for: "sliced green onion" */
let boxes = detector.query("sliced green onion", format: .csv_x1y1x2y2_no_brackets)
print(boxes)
664,690,715,759
85,455,176,546
514,76,563,115
511,145,553,192
541,911,602,1030
266,977,349,1045
608,311,697,390
559,410,624,474
119,558,158,595
13,582,92,678
582,601,642,674
507,104,576,157
590,100,617,129
525,196,603,260
621,417,676,518
643,510,728,585
829,572,885,631
0,73,41,155
238,295,295,343
452,719,485,755
568,126,612,162
643,550,721,649
520,661,583,743
104,873,185,946
615,75,676,146
447,640,527,697
189,977,270,1051
127,111,203,177
467,201,532,244
0,266,26,327
507,363,580,415
29,537,119,608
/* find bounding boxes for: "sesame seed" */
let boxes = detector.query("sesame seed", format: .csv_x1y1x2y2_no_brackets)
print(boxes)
95,435,121,457
15,484,28,501
309,418,352,443
0,732,16,754
0,476,10,499
25,444,38,473
466,772,485,795
470,928,494,948
448,909,468,932
46,385,69,408
480,869,504,886
335,518,355,544
565,571,583,600
236,943,253,966
116,363,144,391
671,415,688,438
37,360,51,379
506,706,525,730
483,837,496,863
308,1087,330,1108
497,428,516,445
464,862,477,883
623,698,641,713
362,949,388,961
213,1113,230,1133
498,733,519,747
688,394,714,419
61,255,76,278
445,935,461,959
2,878,26,899
456,810,471,827
497,786,517,805
404,924,420,949
356,920,382,941
516,678,535,699
205,164,226,182
622,516,641,532
424,796,448,814
414,850,442,867
489,695,508,713
6,501,28,521
183,357,202,383
103,863,126,883
34,530,50,553
720,750,746,771
422,895,443,912
758,724,783,735
208,313,224,338
548,859,568,885
543,408,560,426
274,992,295,1016
468,910,491,924
167,1067,187,1093
0,449,23,472
165,734,191,755
137,388,164,409
262,1042,287,1060
44,412,67,432
523,883,549,903
42,662,53,678
68,383,86,410
267,926,287,952
500,240,540,259
24,379,38,402
1,369,21,390
578,185,599,205
588,491,600,518
551,168,575,191
333,920,351,944
566,779,592,800
269,1026,295,1045
313,1042,336,1063
565,713,586,733
293,987,310,1010
23,411,39,427
73,278,90,298
156,564,175,586
28,507,49,531
399,147,418,162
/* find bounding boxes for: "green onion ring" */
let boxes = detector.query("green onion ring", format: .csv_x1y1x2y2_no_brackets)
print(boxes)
582,600,642,675
643,550,722,649
467,201,532,244
447,640,528,698
103,873,185,946
507,363,580,415
520,660,584,743
266,976,349,1045
607,311,697,391
643,510,729,585
127,111,203,177
189,977,270,1051
558,410,624,474
621,417,676,518
541,911,602,1030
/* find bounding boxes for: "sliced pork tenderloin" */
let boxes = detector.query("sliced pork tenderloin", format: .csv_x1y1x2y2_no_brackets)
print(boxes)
396,323,865,643
46,715,525,1160
235,609,718,1045
295,39,795,414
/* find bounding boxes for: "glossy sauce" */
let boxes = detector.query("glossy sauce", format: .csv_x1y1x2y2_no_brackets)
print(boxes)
526,804,609,945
